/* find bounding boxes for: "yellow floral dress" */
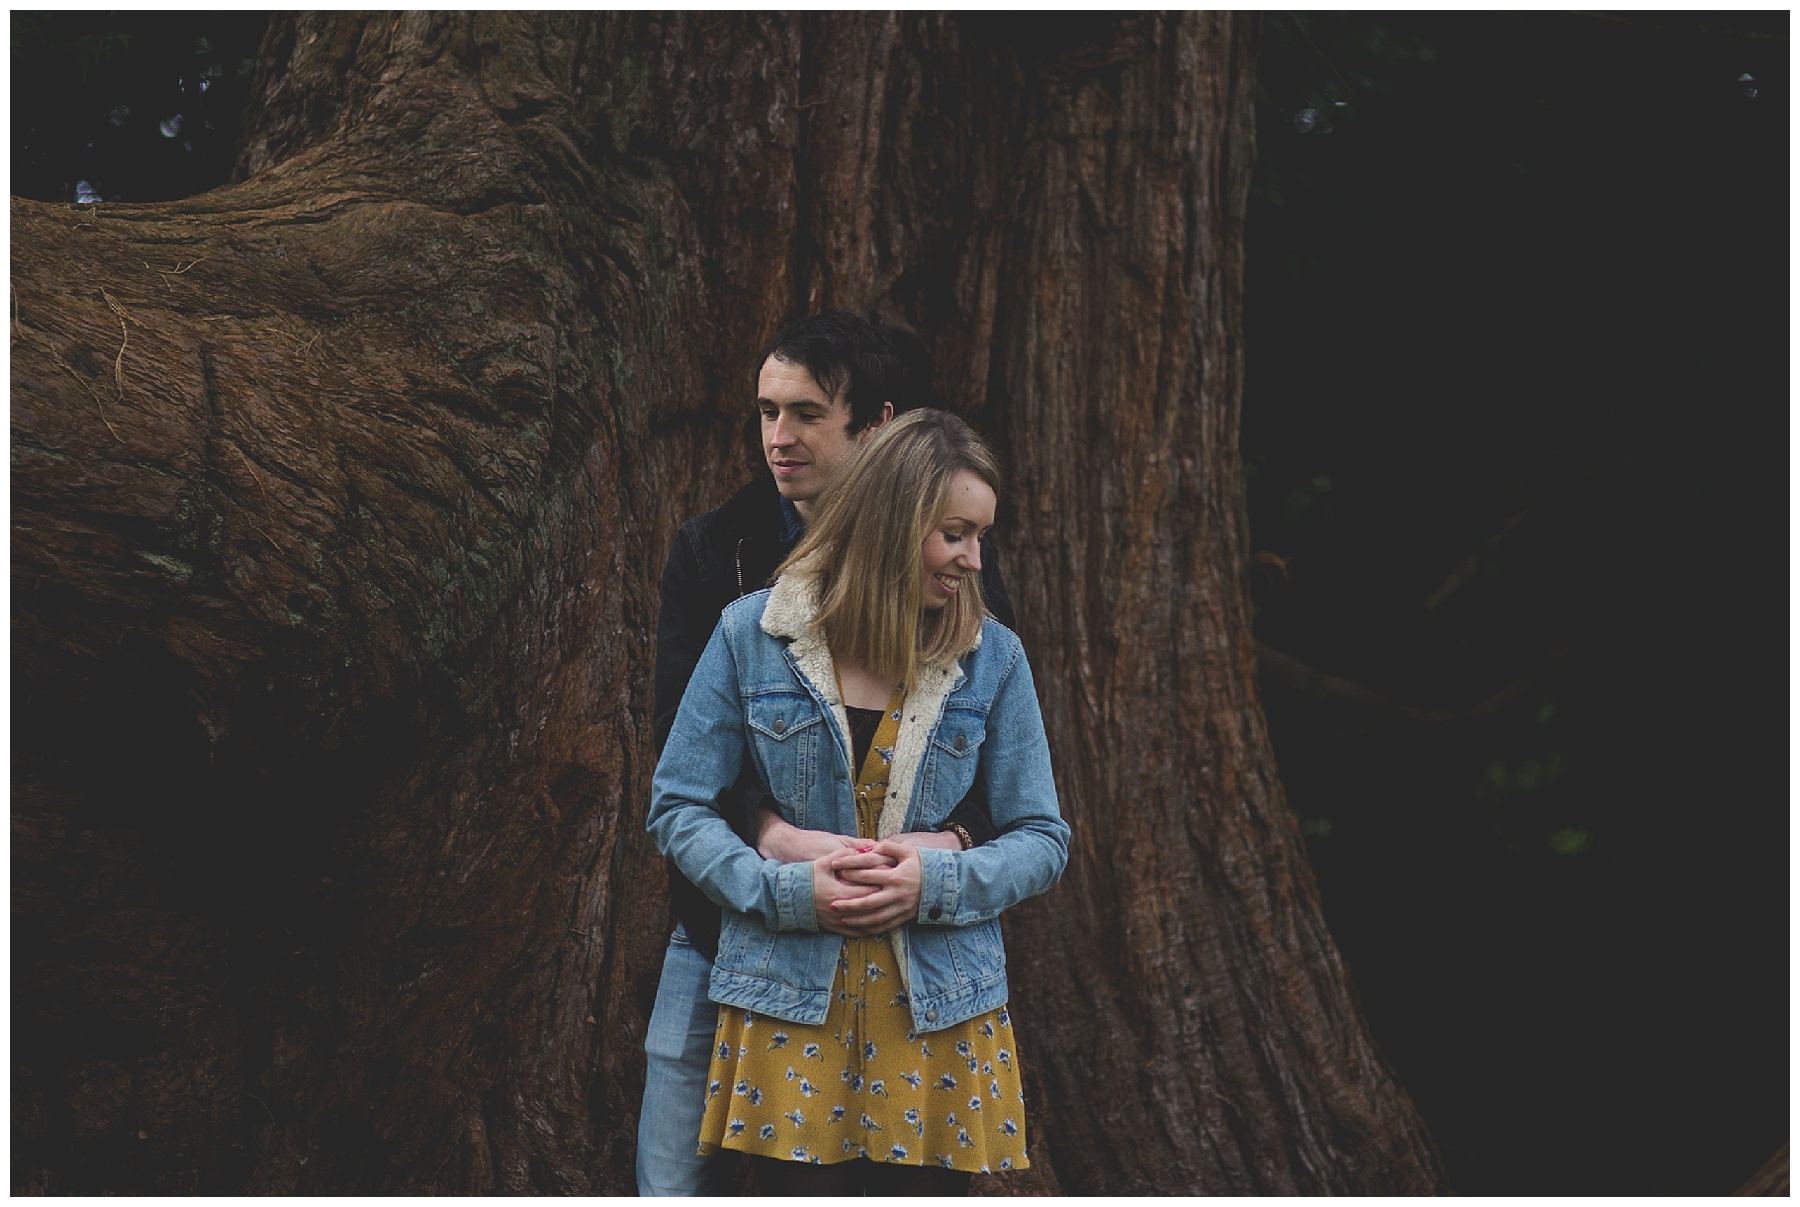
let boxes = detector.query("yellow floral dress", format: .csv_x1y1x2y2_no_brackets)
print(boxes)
695,693,1030,1173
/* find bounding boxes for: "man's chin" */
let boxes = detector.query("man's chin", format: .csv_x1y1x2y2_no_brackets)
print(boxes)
771,478,813,502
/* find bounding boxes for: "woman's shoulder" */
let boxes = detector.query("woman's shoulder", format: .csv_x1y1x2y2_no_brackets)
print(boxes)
717,587,777,639
977,612,1022,648
969,614,1027,674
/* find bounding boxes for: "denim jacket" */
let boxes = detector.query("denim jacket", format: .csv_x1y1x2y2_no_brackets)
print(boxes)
646,571,1069,1033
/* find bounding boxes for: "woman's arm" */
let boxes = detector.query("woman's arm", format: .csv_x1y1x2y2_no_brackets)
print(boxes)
912,644,1070,927
645,613,819,932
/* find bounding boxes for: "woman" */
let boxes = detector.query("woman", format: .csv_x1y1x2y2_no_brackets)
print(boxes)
647,409,1069,1195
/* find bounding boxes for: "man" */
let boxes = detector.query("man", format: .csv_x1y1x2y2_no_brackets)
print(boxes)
637,312,1014,1195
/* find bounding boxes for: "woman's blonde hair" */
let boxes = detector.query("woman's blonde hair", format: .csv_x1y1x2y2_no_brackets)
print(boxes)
781,409,1000,692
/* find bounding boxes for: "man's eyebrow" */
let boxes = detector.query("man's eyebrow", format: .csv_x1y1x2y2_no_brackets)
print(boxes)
755,396,828,409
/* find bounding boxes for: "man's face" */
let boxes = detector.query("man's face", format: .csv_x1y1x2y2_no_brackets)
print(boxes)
756,356,889,516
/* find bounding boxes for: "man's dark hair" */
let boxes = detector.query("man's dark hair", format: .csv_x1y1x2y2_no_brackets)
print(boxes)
755,311,937,434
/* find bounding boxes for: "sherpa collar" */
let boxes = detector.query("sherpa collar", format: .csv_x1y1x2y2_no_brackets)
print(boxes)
760,569,977,841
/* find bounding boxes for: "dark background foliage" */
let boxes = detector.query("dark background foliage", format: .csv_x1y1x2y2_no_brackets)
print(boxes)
11,10,1787,1195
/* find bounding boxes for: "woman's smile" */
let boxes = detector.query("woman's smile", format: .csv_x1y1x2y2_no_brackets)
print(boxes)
920,471,995,610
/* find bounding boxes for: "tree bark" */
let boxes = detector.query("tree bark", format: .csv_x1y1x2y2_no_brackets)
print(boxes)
11,12,1447,1194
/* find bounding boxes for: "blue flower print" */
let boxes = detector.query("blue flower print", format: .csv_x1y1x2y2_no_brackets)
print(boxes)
903,1107,924,1136
785,1066,796,1081
887,1144,909,1162
859,1112,883,1133
728,1118,746,1137
828,1105,846,1124
996,1048,1012,1068
849,1073,864,1093
706,1079,721,1101
798,1078,819,1098
784,1109,805,1128
979,1021,995,1038
803,1042,823,1061
936,1074,957,1091
717,1041,731,1060
1000,1118,1019,1137
768,1030,789,1050
869,1079,888,1098
733,1079,751,1097
968,1095,983,1112
997,1008,1010,1027
865,962,886,980
937,1154,955,1169
900,1070,922,1090
991,1080,1002,1099
982,1060,993,1076
759,1123,775,1140
790,1146,811,1162
749,1087,764,1106
955,1041,974,1061
863,1040,878,1061
957,1127,975,1148
999,1157,1014,1171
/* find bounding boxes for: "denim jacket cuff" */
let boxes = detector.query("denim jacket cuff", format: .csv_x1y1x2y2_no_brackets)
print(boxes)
774,859,818,932
915,846,959,924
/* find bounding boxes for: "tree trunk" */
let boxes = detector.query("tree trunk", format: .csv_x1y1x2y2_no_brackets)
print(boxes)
11,12,1446,1194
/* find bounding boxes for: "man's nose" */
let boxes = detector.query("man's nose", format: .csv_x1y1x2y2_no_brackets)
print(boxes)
768,413,794,448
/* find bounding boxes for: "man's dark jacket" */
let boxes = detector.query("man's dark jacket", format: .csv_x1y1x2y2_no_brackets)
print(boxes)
653,472,1016,961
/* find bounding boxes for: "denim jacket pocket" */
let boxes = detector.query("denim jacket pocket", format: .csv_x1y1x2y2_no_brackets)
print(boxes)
745,691,823,808
921,706,986,827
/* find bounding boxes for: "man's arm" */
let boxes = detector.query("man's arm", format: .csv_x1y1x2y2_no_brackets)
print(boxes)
653,524,716,757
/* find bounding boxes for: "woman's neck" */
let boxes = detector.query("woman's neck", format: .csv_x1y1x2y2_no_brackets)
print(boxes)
836,658,896,710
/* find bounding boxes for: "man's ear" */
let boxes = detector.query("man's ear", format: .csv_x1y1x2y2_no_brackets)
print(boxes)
871,400,895,428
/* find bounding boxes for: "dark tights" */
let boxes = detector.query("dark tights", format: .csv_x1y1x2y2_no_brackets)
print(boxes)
753,1155,972,1197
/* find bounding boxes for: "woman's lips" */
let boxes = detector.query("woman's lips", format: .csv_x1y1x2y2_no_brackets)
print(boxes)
933,573,960,594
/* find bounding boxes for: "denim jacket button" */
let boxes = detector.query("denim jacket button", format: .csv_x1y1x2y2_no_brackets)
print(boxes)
928,906,942,920
953,734,967,752
772,717,786,735
925,1009,939,1022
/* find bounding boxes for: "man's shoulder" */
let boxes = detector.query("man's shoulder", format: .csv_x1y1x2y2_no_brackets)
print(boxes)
679,474,784,546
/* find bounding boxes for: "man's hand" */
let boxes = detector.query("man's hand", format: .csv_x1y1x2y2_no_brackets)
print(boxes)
887,830,963,852
757,808,869,863
821,841,923,936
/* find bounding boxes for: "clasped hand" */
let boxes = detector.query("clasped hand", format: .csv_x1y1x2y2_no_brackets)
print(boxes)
753,810,951,935
810,841,925,936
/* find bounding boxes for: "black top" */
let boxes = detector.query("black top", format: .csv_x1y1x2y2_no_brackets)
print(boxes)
845,705,884,778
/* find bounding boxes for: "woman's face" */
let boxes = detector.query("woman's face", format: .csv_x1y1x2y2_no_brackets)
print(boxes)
921,471,997,610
